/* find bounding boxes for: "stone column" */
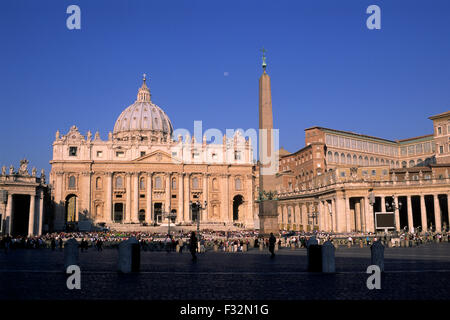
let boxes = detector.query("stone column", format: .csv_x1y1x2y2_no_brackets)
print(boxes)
318,201,324,231
355,201,361,232
302,203,308,231
184,174,190,221
224,174,230,222
420,194,427,232
105,173,112,223
125,173,131,222
360,198,366,232
407,195,414,231
28,193,36,236
165,173,171,215
246,175,253,226
5,193,13,235
38,190,44,236
447,194,450,231
434,194,442,232
202,174,208,222
393,195,400,231
132,173,139,222
330,198,337,232
381,196,386,213
146,173,153,224
364,196,374,233
344,196,351,232
178,173,183,223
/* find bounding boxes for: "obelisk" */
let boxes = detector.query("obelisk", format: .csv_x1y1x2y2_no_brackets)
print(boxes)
258,49,279,236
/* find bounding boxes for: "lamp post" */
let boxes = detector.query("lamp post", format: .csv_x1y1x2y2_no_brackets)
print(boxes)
162,204,176,237
190,200,208,239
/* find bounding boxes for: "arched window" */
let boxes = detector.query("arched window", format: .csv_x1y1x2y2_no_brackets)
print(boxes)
353,155,357,165
409,160,415,167
347,154,351,164
115,176,123,188
402,161,407,168
381,159,385,165
359,156,363,165
155,176,162,189
376,158,379,165
327,151,333,163
172,178,177,190
192,177,199,189
370,157,374,165
396,161,399,168
95,177,102,190
212,178,218,191
68,176,76,189
341,153,345,164
235,178,242,190
364,156,369,166
140,177,145,190
334,152,339,163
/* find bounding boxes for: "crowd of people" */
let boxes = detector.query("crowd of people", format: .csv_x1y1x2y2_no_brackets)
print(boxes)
1,228,449,254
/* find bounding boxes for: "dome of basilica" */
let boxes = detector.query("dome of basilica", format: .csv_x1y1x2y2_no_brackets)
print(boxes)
113,75,173,140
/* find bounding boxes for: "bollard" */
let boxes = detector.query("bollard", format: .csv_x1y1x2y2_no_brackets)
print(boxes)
307,236,321,272
321,241,335,273
64,238,79,271
118,237,140,273
371,241,385,272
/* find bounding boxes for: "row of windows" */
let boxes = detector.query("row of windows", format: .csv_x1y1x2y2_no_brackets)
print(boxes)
436,124,450,135
67,176,244,191
325,134,399,156
400,141,434,156
327,151,396,167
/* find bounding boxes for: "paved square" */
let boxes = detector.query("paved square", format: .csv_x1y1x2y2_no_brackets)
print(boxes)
1,244,449,300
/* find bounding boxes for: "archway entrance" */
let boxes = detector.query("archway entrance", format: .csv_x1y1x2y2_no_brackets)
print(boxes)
191,203,199,222
12,194,30,236
154,203,162,223
138,209,146,222
114,203,124,223
233,195,244,221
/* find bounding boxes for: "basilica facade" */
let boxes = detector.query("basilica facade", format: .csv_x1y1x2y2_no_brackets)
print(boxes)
49,77,257,230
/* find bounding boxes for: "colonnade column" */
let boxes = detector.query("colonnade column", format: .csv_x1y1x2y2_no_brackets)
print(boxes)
364,196,374,233
38,190,44,236
344,196,350,233
355,201,361,232
447,193,450,230
132,173,139,223
330,199,335,232
302,203,308,231
105,173,112,223
28,193,36,236
420,194,427,232
178,173,183,223
184,174,190,221
407,195,414,231
381,196,386,213
146,173,153,224
434,194,441,232
5,193,12,235
318,201,324,231
165,173,171,215
125,173,131,222
393,195,400,231
202,174,208,222
360,198,366,232
225,174,230,222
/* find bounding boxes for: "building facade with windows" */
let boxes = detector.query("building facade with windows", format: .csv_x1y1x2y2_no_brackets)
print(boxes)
49,76,257,231
276,111,450,234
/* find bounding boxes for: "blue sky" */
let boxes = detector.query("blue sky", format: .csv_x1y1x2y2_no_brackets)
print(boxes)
1,0,449,173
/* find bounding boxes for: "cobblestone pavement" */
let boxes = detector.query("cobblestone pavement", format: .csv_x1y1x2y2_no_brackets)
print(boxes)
0,244,449,300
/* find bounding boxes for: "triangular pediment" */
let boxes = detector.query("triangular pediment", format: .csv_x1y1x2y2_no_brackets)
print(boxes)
135,150,181,164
